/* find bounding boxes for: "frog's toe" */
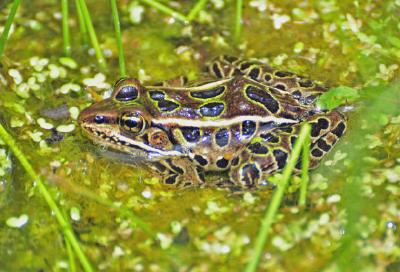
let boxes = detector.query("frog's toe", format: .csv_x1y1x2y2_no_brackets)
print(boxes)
230,162,262,188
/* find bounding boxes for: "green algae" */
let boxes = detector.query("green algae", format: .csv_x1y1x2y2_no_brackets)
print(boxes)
0,0,399,271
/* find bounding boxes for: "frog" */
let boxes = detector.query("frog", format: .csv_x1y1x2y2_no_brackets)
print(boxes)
78,55,347,188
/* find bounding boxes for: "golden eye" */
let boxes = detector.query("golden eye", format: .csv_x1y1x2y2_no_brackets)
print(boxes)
120,113,145,133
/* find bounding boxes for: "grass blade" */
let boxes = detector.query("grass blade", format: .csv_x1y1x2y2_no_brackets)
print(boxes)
110,0,126,77
75,0,89,46
187,0,208,21
61,0,72,56
76,0,106,68
234,0,243,43
244,123,311,272
299,127,311,207
139,0,188,23
0,0,21,59
0,124,94,272
66,237,77,272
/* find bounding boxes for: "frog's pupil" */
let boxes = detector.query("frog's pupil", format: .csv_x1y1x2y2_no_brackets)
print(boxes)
124,118,138,128
94,115,105,124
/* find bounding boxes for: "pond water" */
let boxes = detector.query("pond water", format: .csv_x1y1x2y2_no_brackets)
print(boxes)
0,0,400,271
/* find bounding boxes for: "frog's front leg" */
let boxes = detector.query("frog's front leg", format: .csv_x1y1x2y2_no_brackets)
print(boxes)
151,158,205,188
229,110,347,187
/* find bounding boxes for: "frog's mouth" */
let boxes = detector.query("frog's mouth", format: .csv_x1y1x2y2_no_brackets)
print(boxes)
80,123,182,161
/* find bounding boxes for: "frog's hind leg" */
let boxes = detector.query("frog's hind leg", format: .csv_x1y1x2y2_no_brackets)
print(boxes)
151,158,205,189
229,110,347,188
300,110,347,169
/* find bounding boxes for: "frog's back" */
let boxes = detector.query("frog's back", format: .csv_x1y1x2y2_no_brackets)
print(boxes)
143,75,312,126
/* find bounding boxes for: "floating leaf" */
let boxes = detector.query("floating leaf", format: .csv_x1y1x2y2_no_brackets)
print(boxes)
316,86,360,110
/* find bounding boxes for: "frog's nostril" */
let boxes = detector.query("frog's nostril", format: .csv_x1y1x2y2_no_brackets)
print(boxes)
94,115,105,124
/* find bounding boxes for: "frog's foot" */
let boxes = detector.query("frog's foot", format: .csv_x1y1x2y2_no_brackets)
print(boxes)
297,110,347,169
152,158,205,189
228,110,347,188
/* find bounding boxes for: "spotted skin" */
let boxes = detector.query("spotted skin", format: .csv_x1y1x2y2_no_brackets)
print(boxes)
229,111,346,187
78,55,348,189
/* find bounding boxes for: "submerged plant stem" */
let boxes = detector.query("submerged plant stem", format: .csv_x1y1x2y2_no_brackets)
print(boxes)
187,0,208,21
110,0,126,77
0,0,21,59
139,0,188,23
299,126,311,207
0,124,94,272
76,0,106,68
234,0,243,43
61,0,72,56
244,123,311,272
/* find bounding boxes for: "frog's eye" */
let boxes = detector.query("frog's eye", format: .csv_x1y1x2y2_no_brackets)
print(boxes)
115,85,138,102
120,113,146,134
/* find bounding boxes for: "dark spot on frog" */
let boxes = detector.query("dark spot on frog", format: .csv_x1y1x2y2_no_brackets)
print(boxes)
290,136,297,147
212,63,223,78
158,100,179,112
222,55,238,63
275,71,294,78
152,162,167,173
194,154,208,166
166,159,184,174
180,127,200,143
311,148,324,157
317,138,331,152
199,102,225,117
260,132,280,143
273,149,288,169
190,86,225,99
274,83,287,91
216,157,229,168
248,142,269,154
245,86,280,113
292,90,302,100
248,68,260,80
231,157,240,166
298,79,314,88
240,163,261,186
311,118,330,137
332,122,346,137
149,90,165,101
241,120,257,137
215,128,229,147
264,73,272,82
277,126,293,134
164,174,178,185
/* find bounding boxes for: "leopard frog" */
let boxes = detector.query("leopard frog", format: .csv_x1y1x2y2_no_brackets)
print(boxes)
78,56,346,188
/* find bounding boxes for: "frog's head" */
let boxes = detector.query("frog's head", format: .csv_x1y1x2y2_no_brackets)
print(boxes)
78,78,182,160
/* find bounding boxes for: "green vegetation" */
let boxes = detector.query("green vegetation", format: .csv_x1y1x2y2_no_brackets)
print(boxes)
110,0,126,77
245,123,311,272
76,0,106,68
61,0,71,56
0,124,94,272
0,0,399,271
0,0,20,59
